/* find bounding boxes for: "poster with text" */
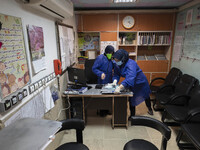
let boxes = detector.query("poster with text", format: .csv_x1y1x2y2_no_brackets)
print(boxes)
27,25,46,74
0,14,30,99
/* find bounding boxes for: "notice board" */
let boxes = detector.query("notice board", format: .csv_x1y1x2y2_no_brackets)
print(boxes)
183,23,200,59
57,22,75,72
0,14,30,99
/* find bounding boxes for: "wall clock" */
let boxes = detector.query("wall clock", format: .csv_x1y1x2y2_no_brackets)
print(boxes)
122,16,135,29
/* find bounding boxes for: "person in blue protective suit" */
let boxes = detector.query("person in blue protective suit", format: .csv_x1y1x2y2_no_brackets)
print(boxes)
92,45,114,117
112,49,153,116
92,45,114,84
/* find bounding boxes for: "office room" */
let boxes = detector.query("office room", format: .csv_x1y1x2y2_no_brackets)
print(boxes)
0,0,200,149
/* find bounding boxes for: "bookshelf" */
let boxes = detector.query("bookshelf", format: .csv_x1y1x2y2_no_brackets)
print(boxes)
137,31,172,61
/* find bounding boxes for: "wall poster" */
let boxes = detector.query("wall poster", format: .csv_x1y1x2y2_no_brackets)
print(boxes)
0,13,30,99
78,32,99,52
27,25,46,74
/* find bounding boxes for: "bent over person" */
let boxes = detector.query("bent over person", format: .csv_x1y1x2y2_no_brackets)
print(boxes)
112,49,153,117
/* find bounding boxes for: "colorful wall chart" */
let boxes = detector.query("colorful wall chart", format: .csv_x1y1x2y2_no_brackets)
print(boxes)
0,13,30,99
78,32,99,52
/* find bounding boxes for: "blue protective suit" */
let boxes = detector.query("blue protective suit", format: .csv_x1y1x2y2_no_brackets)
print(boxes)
113,59,151,106
92,54,113,84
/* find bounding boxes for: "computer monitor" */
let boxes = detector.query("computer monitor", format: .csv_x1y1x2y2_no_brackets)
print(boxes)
67,67,87,86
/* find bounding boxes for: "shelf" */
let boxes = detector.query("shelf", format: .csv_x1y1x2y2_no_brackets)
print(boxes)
129,52,136,56
119,44,137,46
138,31,171,45
138,44,170,46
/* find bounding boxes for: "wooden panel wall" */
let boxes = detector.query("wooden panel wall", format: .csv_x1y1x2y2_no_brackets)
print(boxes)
76,15,82,32
136,14,174,31
100,32,118,41
82,14,118,31
78,13,175,32
137,60,169,72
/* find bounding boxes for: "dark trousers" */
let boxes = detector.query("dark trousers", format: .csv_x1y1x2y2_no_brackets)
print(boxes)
129,97,152,116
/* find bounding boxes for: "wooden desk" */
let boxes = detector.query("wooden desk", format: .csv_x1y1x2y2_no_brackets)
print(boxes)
64,85,132,128
0,118,62,150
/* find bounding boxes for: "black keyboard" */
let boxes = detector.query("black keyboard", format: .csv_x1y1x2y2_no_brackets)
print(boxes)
70,85,83,89
95,84,104,89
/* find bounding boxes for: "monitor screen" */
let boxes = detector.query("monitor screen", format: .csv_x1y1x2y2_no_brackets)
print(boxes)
68,67,86,85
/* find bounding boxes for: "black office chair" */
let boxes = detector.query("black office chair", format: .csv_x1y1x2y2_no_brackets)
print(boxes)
56,118,89,150
162,85,200,126
150,67,182,111
84,59,98,84
156,74,199,106
150,67,182,94
176,108,200,150
124,116,171,150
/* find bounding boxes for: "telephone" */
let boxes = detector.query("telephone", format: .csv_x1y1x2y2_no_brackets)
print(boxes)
54,59,62,75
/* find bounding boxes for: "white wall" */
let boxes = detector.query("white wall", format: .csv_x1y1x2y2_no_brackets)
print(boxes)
0,0,77,124
171,3,200,80
0,0,58,83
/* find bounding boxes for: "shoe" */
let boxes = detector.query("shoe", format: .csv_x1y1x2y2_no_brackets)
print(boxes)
128,116,134,121
148,110,153,115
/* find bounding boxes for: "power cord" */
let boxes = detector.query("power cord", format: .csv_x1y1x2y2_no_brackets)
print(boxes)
55,96,71,121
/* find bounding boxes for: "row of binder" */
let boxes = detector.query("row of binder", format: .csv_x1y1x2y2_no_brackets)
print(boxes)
138,33,171,45
137,54,166,60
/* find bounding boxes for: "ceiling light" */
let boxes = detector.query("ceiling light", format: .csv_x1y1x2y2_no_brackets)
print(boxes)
113,0,137,3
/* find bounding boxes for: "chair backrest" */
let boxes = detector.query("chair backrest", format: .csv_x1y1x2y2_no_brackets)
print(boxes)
131,116,171,150
57,119,85,143
164,67,182,85
84,59,98,84
189,85,200,109
174,74,199,95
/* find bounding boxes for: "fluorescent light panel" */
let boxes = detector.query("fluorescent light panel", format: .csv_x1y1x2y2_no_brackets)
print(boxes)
113,0,136,3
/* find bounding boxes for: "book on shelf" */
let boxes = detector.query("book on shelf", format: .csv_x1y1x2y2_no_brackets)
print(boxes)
129,52,136,56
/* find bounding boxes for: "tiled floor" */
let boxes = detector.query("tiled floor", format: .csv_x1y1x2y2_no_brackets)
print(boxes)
60,101,181,150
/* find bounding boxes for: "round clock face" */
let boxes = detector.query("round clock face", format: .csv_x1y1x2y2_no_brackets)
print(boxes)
122,16,135,29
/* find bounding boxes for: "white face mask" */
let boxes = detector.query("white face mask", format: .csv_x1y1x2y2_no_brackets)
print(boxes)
116,61,123,66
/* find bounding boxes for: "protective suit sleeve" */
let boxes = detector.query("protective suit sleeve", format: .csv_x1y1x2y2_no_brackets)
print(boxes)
121,62,137,88
92,56,103,78
112,64,120,83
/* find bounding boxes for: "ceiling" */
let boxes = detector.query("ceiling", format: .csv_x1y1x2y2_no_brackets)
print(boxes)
71,0,193,11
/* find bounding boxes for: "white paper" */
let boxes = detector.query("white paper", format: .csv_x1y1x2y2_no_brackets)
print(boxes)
186,9,193,25
88,51,96,59
33,57,46,73
67,28,74,54
58,25,74,69
173,44,182,62
100,41,117,54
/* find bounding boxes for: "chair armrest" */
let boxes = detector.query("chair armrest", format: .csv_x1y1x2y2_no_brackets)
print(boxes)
157,84,174,93
57,118,85,133
168,94,190,105
185,108,200,123
131,116,171,140
150,77,165,86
